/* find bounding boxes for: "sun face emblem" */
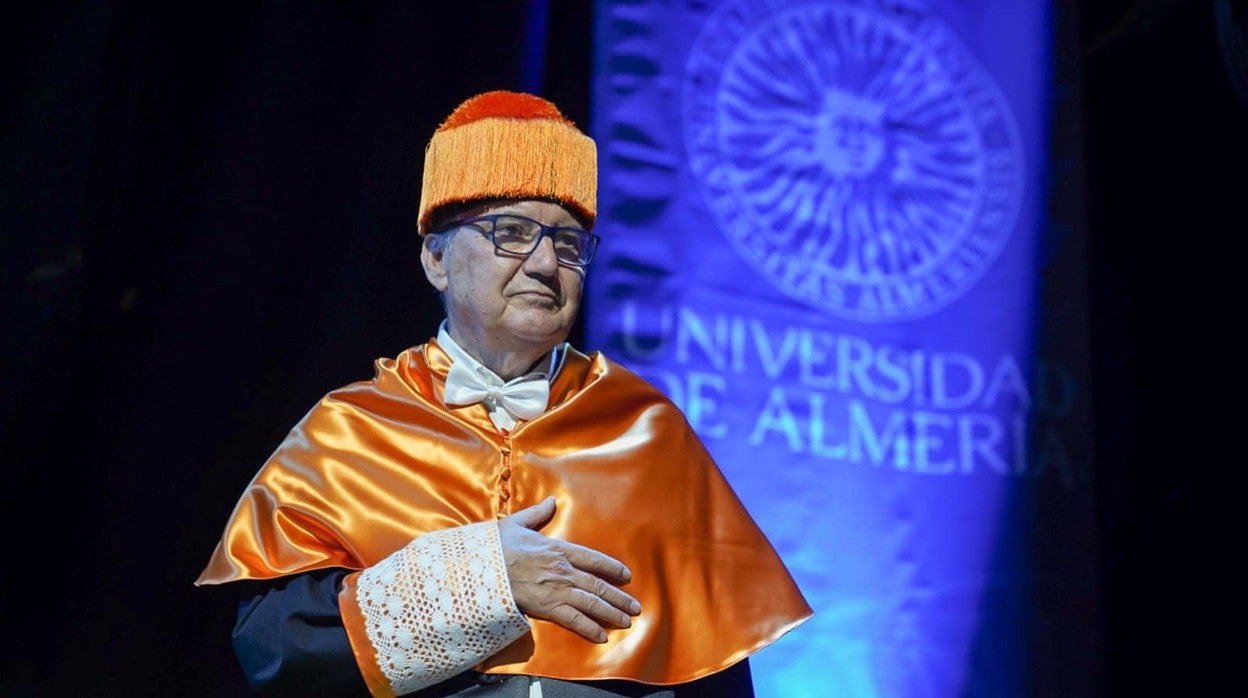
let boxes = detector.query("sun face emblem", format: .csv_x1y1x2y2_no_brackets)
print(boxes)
684,0,1025,321
813,89,887,179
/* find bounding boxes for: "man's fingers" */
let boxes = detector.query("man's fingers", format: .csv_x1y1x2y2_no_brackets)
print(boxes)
502,495,556,531
562,541,633,585
581,572,642,618
547,604,610,643
540,587,637,643
577,584,638,628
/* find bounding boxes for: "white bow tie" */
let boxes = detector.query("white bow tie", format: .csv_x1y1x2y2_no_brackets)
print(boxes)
443,360,550,423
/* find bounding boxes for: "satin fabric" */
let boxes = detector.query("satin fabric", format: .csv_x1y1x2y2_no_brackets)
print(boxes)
196,340,812,686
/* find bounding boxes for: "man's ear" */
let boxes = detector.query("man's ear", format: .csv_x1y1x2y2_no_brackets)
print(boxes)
420,235,449,292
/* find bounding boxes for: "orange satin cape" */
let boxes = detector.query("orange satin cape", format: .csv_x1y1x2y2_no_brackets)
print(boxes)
196,340,812,687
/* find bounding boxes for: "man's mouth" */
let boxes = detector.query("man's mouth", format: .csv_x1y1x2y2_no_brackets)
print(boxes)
511,289,559,304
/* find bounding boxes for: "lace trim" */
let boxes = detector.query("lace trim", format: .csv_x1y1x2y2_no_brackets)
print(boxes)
356,522,530,694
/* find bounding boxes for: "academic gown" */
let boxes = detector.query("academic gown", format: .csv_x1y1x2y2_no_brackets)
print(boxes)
197,341,812,694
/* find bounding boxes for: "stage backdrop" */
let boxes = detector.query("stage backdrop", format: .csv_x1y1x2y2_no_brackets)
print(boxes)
586,0,1102,695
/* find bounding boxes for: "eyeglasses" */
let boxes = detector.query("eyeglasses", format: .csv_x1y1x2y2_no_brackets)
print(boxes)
443,214,600,267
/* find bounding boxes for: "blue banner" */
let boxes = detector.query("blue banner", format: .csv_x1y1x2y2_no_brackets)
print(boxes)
588,0,1101,695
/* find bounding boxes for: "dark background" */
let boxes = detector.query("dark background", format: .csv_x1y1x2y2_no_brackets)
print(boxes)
1,2,1242,696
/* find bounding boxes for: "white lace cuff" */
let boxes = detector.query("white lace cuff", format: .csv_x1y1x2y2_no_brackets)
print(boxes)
354,521,530,695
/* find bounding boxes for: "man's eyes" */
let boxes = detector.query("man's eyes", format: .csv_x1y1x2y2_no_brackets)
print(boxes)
494,223,532,239
553,233,583,250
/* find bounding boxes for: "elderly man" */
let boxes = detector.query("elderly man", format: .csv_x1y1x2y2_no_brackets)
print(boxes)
197,91,811,697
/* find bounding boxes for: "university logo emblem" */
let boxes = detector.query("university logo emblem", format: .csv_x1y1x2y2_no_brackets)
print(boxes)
683,0,1024,322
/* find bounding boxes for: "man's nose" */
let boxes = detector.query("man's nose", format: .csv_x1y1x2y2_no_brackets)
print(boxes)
522,233,560,273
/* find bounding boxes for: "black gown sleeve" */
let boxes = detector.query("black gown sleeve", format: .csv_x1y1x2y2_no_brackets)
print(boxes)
231,569,369,697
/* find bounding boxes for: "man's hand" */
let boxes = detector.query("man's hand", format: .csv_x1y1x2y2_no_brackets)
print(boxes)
498,496,641,643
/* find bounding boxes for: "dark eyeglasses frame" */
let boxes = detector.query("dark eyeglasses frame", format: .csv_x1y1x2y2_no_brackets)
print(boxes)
439,214,600,268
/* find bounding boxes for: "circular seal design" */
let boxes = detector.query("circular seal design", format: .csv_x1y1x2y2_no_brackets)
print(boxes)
683,0,1024,321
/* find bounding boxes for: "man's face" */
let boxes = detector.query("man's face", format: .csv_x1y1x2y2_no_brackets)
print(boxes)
421,199,586,365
